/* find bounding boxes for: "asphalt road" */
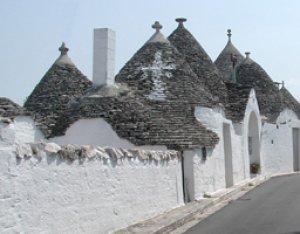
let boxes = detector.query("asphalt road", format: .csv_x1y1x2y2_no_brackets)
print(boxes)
185,173,300,234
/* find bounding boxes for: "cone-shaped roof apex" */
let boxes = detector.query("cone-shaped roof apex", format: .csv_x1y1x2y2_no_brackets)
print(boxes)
168,19,227,103
215,29,244,82
54,42,74,66
24,43,92,136
146,21,170,44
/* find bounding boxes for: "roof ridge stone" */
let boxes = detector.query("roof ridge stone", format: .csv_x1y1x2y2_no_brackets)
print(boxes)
168,21,227,104
24,43,92,136
54,42,75,66
146,21,170,44
215,29,244,82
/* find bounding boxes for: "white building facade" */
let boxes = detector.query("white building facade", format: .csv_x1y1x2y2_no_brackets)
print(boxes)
1,19,300,233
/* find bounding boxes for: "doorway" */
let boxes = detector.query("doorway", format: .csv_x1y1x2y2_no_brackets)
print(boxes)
182,151,195,203
248,112,261,175
292,128,300,171
223,123,233,187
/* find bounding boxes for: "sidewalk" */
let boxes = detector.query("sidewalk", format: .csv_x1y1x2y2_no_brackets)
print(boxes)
113,175,269,234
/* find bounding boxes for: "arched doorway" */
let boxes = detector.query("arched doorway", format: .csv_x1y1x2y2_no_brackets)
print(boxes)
248,111,261,175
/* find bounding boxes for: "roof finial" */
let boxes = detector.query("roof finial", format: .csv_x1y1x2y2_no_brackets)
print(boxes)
152,21,162,33
59,42,69,55
176,18,187,27
227,29,232,41
245,51,250,59
282,81,285,88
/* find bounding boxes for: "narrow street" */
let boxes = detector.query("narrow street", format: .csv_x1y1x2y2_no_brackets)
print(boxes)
185,173,300,234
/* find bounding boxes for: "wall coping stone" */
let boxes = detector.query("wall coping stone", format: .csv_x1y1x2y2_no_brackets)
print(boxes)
15,142,180,163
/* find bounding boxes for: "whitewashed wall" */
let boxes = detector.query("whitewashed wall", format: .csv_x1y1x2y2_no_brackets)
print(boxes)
2,91,299,233
260,123,293,174
260,108,300,175
188,90,261,199
241,89,261,177
51,118,167,151
191,106,244,199
0,116,43,149
0,143,183,234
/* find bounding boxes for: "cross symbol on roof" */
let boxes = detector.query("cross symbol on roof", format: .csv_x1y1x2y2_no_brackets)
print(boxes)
141,51,175,101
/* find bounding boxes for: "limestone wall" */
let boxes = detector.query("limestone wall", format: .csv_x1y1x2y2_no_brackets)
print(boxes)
189,90,261,199
0,116,43,149
260,123,294,174
191,106,245,199
260,109,300,175
50,118,168,151
1,100,299,233
0,143,183,234
241,89,262,177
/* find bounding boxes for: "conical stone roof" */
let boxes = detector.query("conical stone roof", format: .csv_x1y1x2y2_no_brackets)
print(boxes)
224,83,252,123
0,97,30,119
280,86,300,118
236,53,281,122
52,22,219,149
116,21,214,106
24,43,92,136
168,18,227,104
215,29,244,83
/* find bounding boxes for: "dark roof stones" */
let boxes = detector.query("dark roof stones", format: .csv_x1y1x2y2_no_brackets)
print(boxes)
24,43,92,136
115,21,215,107
0,97,30,119
52,22,220,149
168,18,227,104
215,29,244,83
279,86,300,118
51,93,220,150
224,83,252,123
235,52,282,122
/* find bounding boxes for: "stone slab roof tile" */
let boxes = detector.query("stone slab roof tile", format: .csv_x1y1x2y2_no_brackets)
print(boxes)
236,56,281,122
51,23,220,149
51,93,219,150
168,19,228,104
280,87,300,118
0,97,30,119
24,44,92,136
215,30,244,83
224,83,252,122
115,39,214,107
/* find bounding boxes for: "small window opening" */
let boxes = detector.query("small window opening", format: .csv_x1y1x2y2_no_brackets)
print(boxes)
202,147,207,161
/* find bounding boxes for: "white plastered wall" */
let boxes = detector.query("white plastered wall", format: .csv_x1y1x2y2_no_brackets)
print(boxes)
51,118,167,151
0,144,183,234
187,89,261,199
189,105,244,199
241,89,261,178
260,108,300,175
0,116,44,149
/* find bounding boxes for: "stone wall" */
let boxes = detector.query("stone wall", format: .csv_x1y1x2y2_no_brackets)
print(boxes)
0,116,44,149
260,110,300,175
189,106,245,199
50,118,168,151
242,89,262,177
260,123,294,174
188,91,262,199
1,95,300,233
0,143,183,234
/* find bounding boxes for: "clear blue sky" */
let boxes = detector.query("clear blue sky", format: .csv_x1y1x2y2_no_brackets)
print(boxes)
1,0,300,105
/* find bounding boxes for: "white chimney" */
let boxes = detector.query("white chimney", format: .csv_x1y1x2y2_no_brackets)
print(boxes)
93,28,115,86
